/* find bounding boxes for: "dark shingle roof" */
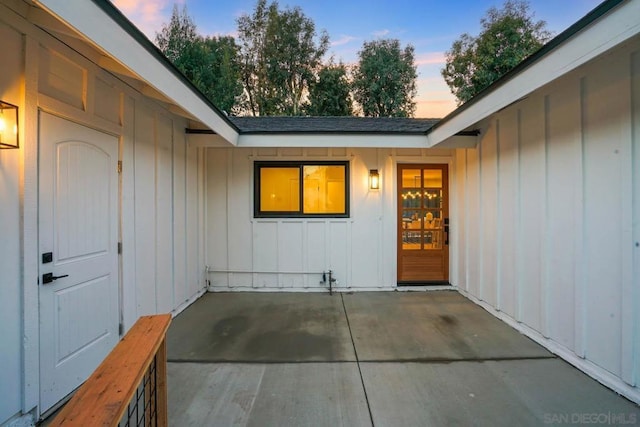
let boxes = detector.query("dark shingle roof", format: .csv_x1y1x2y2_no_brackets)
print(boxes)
229,116,440,134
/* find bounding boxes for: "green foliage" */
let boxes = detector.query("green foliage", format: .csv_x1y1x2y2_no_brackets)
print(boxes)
306,63,353,116
442,0,552,104
155,5,198,63
155,5,244,114
237,0,329,116
353,39,417,117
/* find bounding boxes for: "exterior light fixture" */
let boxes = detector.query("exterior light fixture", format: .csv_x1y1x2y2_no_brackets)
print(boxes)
369,169,380,190
0,101,19,149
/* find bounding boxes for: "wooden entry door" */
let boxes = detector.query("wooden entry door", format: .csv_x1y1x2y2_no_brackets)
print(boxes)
39,113,120,412
397,164,449,283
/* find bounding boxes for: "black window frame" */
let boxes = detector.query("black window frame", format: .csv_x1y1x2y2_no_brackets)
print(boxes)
254,161,350,218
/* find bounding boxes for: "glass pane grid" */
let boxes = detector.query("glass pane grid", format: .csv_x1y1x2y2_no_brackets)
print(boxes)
400,167,446,252
255,162,348,217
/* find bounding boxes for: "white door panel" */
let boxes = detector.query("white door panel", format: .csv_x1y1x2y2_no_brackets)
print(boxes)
39,112,119,412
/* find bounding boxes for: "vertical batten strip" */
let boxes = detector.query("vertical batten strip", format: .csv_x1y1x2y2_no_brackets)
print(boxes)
541,94,551,338
496,119,502,311
515,109,523,322
618,54,637,384
628,51,640,387
23,33,41,413
574,76,588,358
478,126,484,301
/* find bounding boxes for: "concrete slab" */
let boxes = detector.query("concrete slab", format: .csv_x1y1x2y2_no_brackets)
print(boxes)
167,293,356,362
361,359,640,427
343,291,551,361
168,362,371,427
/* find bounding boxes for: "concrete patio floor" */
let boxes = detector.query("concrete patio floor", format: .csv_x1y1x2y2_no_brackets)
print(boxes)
166,291,640,426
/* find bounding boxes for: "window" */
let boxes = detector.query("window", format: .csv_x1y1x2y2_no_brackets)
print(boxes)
254,161,349,217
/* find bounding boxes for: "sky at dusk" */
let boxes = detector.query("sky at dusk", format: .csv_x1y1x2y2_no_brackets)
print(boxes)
113,0,603,118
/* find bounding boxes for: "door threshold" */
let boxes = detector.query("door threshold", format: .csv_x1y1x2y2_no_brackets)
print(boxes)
397,281,451,286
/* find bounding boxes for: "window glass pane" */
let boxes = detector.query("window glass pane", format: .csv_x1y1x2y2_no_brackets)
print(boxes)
260,167,300,212
303,165,346,214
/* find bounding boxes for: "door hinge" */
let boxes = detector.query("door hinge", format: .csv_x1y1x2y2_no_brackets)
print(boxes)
118,242,122,254
117,161,122,174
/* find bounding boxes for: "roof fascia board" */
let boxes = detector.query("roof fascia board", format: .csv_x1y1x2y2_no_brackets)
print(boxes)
35,0,239,146
240,131,430,136
238,134,429,148
187,134,232,148
433,135,479,149
427,0,639,147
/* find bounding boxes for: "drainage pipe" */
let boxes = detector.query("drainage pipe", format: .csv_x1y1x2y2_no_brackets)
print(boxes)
206,269,336,294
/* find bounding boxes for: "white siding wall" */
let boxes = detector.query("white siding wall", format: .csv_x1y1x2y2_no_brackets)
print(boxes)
124,99,206,325
33,29,206,331
453,38,640,402
0,6,206,422
0,22,25,425
206,147,453,290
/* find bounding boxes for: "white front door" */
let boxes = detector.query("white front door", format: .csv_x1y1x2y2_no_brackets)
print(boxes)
39,112,120,412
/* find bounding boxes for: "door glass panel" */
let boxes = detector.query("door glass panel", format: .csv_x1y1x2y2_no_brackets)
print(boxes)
402,169,422,188
402,231,421,250
423,230,443,249
399,166,447,252
401,189,422,209
423,189,442,208
423,169,442,188
401,209,422,230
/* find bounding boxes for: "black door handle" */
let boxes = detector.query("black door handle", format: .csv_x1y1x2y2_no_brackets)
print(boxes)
42,273,69,284
444,221,450,245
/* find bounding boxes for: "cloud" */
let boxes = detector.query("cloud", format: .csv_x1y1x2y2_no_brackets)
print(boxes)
372,29,390,37
415,52,446,66
331,35,358,47
113,0,180,39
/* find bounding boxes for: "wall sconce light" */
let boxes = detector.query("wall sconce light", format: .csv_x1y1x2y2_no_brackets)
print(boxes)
0,101,19,149
369,169,380,190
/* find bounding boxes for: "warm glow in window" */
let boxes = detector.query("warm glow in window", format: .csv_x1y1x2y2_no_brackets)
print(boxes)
260,167,300,212
255,162,349,217
303,165,346,214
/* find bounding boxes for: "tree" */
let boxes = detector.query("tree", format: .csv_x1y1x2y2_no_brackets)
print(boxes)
442,0,552,104
196,36,245,114
306,63,353,116
353,39,417,117
155,6,244,114
237,0,329,116
155,4,198,64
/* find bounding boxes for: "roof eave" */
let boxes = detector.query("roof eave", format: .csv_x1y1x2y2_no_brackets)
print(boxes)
427,0,637,147
34,0,240,145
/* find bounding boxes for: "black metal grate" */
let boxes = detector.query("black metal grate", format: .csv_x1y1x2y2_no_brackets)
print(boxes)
119,354,158,427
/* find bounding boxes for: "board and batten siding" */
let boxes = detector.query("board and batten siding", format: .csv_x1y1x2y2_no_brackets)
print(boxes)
0,21,26,425
33,24,207,330
206,147,454,290
0,5,206,422
453,37,640,401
